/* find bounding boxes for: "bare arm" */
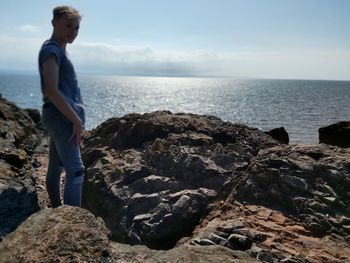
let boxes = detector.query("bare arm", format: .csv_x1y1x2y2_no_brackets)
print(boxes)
42,55,83,145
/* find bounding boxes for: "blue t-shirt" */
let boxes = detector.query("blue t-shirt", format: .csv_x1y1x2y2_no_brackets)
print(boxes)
38,39,85,125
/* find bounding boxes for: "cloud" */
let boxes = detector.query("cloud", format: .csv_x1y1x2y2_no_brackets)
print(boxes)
15,24,40,33
0,34,349,80
69,41,350,79
69,41,228,76
0,35,42,70
216,49,350,80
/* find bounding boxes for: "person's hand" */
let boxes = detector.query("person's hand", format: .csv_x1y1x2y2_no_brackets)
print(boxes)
69,118,83,145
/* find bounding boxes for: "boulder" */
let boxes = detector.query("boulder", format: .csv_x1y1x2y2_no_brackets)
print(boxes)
264,127,289,144
82,111,279,249
319,121,350,148
0,206,113,263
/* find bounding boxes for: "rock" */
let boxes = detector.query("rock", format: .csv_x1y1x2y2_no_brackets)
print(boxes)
230,144,350,237
0,206,113,263
2,97,350,262
190,203,350,263
0,97,36,146
110,241,259,262
82,111,278,249
0,204,259,263
0,97,43,237
0,160,39,237
228,233,253,250
265,127,289,144
319,121,350,148
24,108,41,125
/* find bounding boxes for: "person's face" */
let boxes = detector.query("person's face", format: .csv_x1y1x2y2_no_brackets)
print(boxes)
53,15,80,44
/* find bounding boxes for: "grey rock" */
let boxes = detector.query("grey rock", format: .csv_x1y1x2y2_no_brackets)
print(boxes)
82,111,278,248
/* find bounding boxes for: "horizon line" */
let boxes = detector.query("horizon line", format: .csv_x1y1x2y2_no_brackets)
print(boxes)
0,68,349,82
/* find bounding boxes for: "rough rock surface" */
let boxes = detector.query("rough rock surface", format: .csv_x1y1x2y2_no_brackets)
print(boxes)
231,144,350,238
110,242,258,263
0,206,113,263
0,205,258,263
81,112,350,262
319,121,350,148
0,96,42,237
81,111,278,249
190,202,350,263
187,143,350,262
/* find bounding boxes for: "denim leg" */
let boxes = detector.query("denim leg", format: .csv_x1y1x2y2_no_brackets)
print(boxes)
43,114,84,207
64,168,84,206
46,138,63,208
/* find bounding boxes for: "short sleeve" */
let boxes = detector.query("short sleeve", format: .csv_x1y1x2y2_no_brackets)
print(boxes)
39,44,62,67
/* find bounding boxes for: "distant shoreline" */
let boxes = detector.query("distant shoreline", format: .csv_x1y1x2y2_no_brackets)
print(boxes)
1,70,350,82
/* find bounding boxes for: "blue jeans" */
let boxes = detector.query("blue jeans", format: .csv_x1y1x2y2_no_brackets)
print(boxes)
42,105,84,207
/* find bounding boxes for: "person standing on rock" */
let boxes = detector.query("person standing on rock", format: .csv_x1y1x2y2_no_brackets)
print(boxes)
38,6,85,207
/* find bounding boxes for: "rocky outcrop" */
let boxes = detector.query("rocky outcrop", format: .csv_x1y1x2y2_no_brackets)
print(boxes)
1,95,350,262
0,95,42,155
81,112,350,262
264,127,289,144
81,111,279,249
0,205,258,263
190,202,350,263
319,121,350,148
187,143,350,262
0,96,43,237
231,144,350,238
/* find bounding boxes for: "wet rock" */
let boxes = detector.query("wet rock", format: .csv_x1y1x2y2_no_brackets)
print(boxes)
319,121,350,148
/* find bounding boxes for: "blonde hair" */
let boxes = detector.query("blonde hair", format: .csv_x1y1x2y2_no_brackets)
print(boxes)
53,6,82,21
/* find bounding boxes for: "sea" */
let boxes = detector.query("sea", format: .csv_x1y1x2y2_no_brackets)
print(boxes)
0,73,349,144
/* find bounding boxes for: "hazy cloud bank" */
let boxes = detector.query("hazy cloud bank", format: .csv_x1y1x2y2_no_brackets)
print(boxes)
0,34,349,80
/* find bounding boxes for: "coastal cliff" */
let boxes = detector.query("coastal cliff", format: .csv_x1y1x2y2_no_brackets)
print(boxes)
0,96,349,263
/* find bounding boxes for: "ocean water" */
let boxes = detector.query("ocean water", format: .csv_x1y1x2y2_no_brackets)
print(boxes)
0,73,349,144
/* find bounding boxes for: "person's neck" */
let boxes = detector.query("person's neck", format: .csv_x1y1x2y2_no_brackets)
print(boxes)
50,34,66,49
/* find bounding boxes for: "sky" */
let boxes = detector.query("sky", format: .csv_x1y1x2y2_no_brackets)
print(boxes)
1,0,350,80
